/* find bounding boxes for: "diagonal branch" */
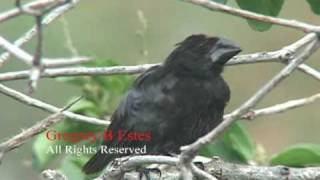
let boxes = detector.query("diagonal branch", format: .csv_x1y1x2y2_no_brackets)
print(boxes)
0,35,35,65
0,83,108,126
184,0,320,33
0,35,92,67
0,96,82,163
0,0,67,23
0,0,81,66
224,92,320,120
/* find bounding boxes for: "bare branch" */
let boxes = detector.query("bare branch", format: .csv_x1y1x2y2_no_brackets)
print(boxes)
0,63,158,81
44,56,94,67
0,32,91,67
41,169,67,180
0,35,94,67
0,36,35,65
28,15,44,92
0,0,81,66
235,93,320,120
0,0,66,23
56,155,320,180
295,64,320,81
0,96,82,162
183,0,320,33
95,156,215,180
0,83,108,126
1,34,319,82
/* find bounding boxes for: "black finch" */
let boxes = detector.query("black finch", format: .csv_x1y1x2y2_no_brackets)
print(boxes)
83,34,241,174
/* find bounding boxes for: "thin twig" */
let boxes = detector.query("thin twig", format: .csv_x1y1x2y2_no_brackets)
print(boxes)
28,15,44,92
0,64,158,81
184,0,320,33
294,64,320,81
41,169,67,180
1,34,319,82
16,0,41,16
0,36,35,65
0,33,91,67
237,93,320,120
0,0,66,23
44,56,94,67
0,83,108,126
0,0,80,66
0,96,82,162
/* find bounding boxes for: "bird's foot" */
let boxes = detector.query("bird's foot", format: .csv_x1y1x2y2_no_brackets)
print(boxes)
137,167,161,180
193,161,205,170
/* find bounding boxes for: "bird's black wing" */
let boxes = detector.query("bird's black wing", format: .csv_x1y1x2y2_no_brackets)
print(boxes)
82,65,185,173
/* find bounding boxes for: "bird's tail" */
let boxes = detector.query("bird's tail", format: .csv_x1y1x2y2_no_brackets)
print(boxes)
82,150,114,174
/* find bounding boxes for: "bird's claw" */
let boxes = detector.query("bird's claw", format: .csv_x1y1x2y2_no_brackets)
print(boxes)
194,161,205,170
137,167,161,180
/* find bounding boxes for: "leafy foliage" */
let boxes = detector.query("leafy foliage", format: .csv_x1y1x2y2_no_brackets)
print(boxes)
235,0,285,31
59,155,89,180
200,122,256,163
32,59,134,176
306,0,320,15
270,144,320,167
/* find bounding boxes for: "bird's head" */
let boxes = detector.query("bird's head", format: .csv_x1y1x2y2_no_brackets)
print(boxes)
165,34,241,77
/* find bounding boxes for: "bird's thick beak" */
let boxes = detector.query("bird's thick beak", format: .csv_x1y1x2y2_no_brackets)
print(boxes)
211,39,242,65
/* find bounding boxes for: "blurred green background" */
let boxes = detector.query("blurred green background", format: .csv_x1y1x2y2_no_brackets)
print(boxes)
0,0,319,179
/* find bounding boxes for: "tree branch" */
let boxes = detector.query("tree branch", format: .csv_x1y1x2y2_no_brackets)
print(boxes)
0,83,108,126
1,34,319,82
41,169,67,180
43,156,320,180
0,96,82,162
0,0,81,66
183,0,320,33
0,0,67,23
236,93,320,120
0,35,91,67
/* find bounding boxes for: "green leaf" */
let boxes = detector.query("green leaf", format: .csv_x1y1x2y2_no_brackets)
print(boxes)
306,0,320,15
200,122,255,163
200,137,245,163
59,155,88,180
270,144,320,167
224,122,256,161
236,0,285,31
46,59,134,173
211,0,227,4
32,119,104,170
58,59,134,115
32,132,61,170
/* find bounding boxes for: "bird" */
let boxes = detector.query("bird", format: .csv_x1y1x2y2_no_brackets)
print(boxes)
82,34,241,175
